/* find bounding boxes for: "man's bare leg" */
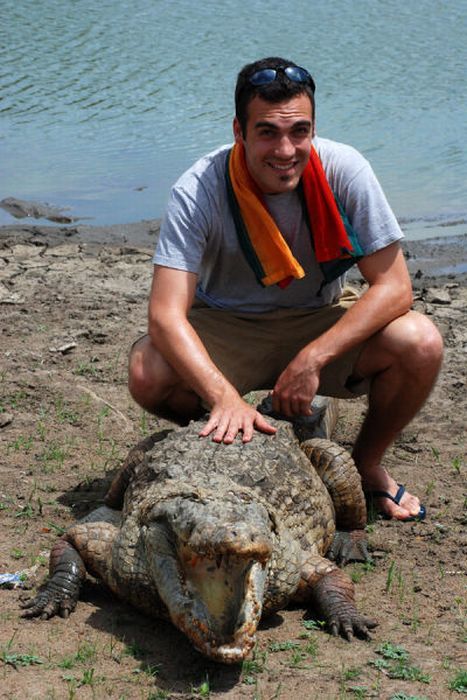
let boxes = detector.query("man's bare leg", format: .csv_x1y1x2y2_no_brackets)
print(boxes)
352,311,443,520
128,336,204,423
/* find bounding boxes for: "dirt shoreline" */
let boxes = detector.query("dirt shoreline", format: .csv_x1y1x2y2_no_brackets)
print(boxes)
0,223,466,699
1,220,466,279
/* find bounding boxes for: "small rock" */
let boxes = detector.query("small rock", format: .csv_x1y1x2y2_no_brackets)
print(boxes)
0,412,13,428
369,550,386,559
44,244,81,258
49,342,77,355
10,244,44,259
425,288,451,304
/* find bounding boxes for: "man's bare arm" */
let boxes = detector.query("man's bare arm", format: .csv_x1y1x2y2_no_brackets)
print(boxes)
272,242,413,415
148,265,276,443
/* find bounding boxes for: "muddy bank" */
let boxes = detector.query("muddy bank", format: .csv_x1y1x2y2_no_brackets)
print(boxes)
0,223,465,699
1,221,466,279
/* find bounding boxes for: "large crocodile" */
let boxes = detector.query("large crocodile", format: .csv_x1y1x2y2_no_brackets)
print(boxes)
21,398,376,663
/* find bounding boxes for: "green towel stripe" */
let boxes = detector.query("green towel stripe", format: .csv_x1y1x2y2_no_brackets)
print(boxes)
298,182,363,285
315,192,364,284
333,194,364,258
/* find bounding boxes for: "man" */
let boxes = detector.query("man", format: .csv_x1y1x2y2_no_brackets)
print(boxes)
128,57,443,521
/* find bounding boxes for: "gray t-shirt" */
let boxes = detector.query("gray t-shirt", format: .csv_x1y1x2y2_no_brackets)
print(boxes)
154,137,403,312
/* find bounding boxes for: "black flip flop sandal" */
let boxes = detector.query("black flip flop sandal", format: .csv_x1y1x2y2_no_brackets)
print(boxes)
364,483,426,522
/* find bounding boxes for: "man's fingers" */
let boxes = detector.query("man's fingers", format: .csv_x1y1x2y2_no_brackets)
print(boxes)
272,388,315,417
254,413,277,435
241,412,275,443
222,422,241,444
288,397,303,416
198,414,219,437
272,390,291,415
241,422,255,443
199,403,277,445
297,397,313,416
212,415,231,443
271,390,282,414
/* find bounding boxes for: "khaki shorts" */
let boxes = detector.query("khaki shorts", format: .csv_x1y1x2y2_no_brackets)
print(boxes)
187,287,368,399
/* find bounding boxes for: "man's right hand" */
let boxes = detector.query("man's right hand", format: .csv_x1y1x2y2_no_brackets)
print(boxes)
199,392,276,444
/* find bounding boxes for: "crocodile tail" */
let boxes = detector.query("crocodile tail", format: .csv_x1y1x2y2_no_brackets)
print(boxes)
300,438,367,530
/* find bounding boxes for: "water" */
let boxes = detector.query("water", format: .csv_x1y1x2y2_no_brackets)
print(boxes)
1,0,466,240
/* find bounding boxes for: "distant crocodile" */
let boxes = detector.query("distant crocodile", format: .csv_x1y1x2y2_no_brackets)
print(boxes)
0,197,80,223
21,398,375,663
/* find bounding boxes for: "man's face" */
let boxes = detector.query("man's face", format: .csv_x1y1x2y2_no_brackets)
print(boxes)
233,93,314,194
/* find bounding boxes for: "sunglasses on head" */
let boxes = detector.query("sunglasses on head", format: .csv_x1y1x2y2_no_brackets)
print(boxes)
248,65,315,92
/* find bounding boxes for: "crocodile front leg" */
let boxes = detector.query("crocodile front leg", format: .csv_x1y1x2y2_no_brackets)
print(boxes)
295,556,377,640
20,511,120,620
20,538,86,619
311,568,377,639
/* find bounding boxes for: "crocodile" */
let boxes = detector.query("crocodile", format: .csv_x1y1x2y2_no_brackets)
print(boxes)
0,197,80,223
21,398,376,663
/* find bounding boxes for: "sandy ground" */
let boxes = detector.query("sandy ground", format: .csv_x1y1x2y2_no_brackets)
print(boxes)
0,222,465,700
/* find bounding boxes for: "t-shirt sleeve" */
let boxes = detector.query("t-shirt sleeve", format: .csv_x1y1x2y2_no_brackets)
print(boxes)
318,138,404,257
153,184,210,273
339,159,404,256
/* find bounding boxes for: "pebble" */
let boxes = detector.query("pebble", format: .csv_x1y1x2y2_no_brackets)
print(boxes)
425,288,451,304
0,412,13,428
49,342,77,354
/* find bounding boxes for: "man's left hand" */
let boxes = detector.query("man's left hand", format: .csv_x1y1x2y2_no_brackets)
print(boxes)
271,351,320,416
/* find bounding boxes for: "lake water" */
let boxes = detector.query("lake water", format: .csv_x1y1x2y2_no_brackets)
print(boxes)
1,0,466,240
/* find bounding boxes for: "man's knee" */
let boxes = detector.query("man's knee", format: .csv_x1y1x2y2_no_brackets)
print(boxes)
392,312,444,369
128,337,149,397
127,335,175,408
356,311,443,379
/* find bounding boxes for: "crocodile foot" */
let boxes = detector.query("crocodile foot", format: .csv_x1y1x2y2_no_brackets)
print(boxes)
311,569,377,640
327,530,371,566
20,540,86,620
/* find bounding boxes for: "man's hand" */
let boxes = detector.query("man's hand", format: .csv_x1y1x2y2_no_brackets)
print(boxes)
199,392,276,444
271,348,320,417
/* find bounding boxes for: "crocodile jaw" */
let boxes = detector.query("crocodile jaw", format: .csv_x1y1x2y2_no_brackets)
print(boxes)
144,524,268,663
175,551,267,663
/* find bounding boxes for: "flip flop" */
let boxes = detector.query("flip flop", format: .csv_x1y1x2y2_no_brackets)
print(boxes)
364,483,426,522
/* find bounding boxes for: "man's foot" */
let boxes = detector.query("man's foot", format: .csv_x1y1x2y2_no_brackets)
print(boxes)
362,470,424,521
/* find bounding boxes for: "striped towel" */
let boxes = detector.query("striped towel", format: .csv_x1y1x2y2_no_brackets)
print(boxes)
225,142,363,288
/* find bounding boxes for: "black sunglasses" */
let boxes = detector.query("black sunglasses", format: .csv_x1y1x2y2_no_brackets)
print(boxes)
248,65,315,93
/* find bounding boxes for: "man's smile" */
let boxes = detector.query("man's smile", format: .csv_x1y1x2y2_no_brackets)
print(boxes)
268,161,298,171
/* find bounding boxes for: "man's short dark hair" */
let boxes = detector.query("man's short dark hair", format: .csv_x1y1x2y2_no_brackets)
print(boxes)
235,56,316,135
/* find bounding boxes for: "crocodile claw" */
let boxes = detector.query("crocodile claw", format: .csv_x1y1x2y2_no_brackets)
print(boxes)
19,565,82,620
327,530,371,566
329,612,378,640
311,568,377,641
20,587,78,620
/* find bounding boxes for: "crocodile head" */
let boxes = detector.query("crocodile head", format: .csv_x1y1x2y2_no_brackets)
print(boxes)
139,489,274,663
